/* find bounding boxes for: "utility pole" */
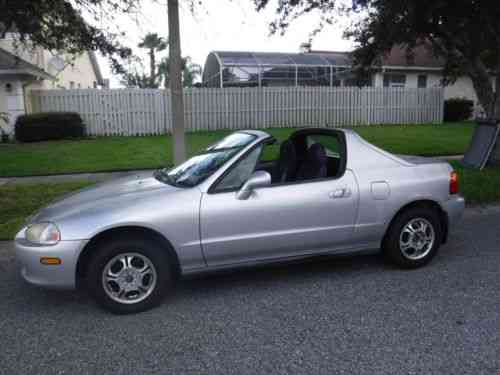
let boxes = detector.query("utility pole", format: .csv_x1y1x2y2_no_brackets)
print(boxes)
168,0,186,164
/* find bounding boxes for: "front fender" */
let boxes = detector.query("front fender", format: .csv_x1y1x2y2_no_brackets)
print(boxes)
55,188,206,272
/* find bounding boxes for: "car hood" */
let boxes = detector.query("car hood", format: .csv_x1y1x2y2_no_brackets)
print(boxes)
30,171,180,223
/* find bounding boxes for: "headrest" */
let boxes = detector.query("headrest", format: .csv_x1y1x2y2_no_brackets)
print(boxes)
308,143,327,164
280,139,296,158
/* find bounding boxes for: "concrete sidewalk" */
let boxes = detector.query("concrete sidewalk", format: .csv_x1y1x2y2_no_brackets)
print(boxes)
0,154,464,186
434,154,463,160
0,169,157,186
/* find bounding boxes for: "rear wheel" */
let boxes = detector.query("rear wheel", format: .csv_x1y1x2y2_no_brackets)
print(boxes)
86,237,173,314
383,207,442,268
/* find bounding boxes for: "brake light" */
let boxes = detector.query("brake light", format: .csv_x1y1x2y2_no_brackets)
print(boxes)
450,171,459,194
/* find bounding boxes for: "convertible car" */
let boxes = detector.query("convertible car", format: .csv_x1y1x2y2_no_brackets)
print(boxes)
15,128,465,313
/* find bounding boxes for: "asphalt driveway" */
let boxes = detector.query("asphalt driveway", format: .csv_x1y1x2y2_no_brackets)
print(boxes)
1,207,500,375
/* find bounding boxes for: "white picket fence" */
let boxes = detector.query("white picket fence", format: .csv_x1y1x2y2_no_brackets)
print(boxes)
30,87,444,136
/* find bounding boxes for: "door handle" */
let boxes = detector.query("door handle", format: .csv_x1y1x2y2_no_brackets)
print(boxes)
329,187,352,199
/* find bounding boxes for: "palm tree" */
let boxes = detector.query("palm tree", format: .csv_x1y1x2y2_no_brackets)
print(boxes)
120,55,151,89
159,56,202,88
182,57,202,87
138,33,168,88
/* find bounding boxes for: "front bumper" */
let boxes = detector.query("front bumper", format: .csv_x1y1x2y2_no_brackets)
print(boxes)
442,195,466,229
15,228,87,290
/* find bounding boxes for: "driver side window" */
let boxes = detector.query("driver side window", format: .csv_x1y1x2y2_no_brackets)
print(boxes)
214,146,263,192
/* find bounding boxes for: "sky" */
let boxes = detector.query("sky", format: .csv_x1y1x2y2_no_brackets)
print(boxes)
99,0,356,87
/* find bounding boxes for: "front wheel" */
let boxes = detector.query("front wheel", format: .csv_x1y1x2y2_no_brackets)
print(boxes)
382,207,442,269
86,237,173,314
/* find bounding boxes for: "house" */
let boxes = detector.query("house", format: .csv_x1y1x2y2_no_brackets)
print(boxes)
202,46,489,114
358,44,493,107
0,34,106,137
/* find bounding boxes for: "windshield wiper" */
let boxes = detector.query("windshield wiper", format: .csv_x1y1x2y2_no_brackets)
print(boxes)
154,169,193,188
154,169,174,185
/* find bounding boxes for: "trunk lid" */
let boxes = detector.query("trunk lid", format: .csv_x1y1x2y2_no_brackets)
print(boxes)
395,154,446,166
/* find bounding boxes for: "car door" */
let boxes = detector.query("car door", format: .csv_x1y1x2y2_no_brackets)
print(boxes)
199,139,359,267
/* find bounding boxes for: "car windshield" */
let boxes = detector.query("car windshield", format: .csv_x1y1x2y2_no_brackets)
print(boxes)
154,132,257,187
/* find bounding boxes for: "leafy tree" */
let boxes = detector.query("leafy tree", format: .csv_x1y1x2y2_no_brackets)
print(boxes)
159,56,202,87
255,0,500,120
182,57,203,87
0,0,138,72
120,67,151,88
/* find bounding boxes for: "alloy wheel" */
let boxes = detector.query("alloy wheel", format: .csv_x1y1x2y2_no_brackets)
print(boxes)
101,252,157,304
399,218,435,260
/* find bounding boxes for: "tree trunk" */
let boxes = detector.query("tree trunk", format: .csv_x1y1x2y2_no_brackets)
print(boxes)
491,90,500,165
167,0,186,165
469,58,495,117
468,60,500,165
150,49,156,88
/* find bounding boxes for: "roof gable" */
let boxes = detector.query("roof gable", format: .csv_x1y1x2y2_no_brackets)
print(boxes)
0,47,54,79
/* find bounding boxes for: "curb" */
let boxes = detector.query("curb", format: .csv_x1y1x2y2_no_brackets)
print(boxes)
0,155,465,184
0,166,164,179
462,203,500,217
0,169,157,185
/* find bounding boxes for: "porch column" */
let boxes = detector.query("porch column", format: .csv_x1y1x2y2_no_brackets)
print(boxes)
0,79,25,138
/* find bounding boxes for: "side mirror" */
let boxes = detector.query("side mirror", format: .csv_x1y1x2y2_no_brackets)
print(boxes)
236,171,271,200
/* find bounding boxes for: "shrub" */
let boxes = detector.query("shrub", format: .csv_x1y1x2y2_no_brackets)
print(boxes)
444,98,474,122
15,112,85,142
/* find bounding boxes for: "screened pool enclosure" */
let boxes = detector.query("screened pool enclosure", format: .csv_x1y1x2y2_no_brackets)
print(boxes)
202,51,361,88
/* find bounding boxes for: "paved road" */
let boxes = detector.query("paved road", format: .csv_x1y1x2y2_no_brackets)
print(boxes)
1,207,500,375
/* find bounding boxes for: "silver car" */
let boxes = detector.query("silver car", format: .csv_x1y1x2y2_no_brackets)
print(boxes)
15,128,465,313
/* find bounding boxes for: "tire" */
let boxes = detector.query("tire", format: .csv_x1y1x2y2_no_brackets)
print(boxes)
86,236,173,314
382,206,442,269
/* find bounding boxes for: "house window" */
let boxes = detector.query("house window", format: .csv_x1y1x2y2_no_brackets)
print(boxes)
383,74,406,88
418,75,427,88
69,81,75,89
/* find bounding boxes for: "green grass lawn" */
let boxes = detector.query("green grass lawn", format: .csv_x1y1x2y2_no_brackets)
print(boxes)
1,158,499,240
0,182,91,240
451,161,500,205
0,122,473,177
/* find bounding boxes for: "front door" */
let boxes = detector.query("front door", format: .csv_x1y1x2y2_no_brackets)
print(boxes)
200,170,359,267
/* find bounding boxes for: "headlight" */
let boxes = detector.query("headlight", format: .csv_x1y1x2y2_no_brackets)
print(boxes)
25,222,61,245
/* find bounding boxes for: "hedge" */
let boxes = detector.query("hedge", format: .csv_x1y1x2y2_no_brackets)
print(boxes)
444,98,474,122
15,112,85,142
